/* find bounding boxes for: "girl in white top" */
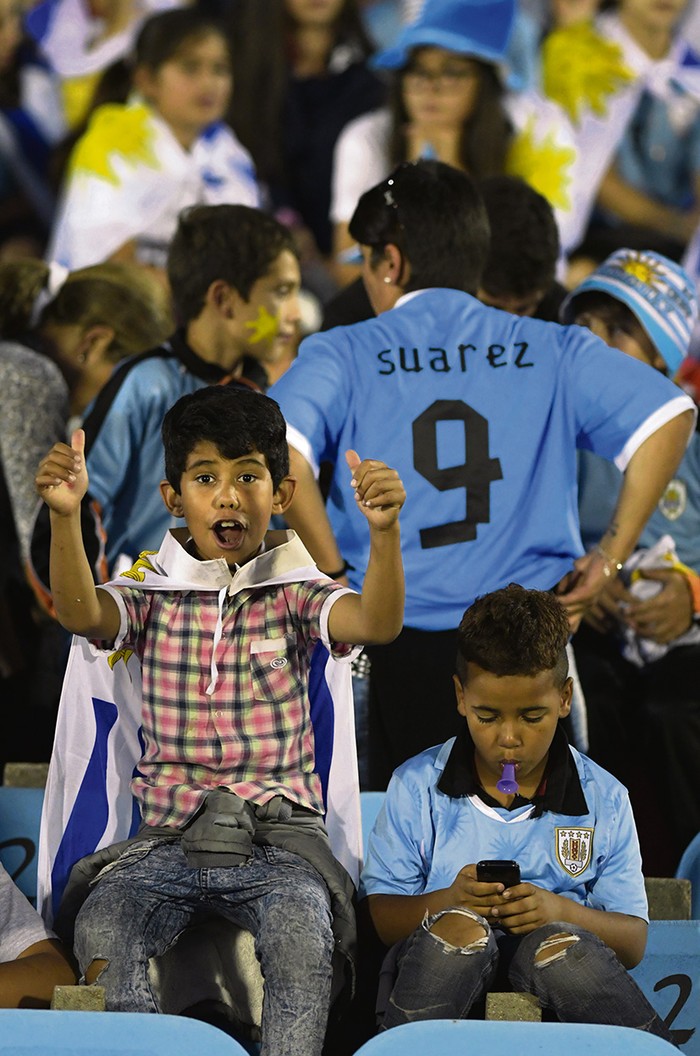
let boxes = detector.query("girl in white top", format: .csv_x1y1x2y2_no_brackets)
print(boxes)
330,0,585,282
48,8,260,273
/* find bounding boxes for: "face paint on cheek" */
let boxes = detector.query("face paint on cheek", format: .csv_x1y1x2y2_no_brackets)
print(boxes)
245,306,280,344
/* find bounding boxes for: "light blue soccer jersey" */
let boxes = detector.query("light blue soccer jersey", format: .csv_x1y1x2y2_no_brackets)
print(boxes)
86,355,199,568
270,288,690,629
360,736,648,921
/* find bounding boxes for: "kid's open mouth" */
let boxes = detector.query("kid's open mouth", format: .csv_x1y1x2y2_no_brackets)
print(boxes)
212,520,246,548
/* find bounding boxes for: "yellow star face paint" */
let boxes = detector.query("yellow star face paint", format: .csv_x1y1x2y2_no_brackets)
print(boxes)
237,249,302,363
245,305,280,345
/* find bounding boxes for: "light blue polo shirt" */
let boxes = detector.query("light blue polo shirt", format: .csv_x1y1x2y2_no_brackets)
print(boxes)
360,731,648,922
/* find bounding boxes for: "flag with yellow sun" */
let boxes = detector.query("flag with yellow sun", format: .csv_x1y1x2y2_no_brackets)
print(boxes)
503,91,588,254
49,100,260,271
541,12,700,260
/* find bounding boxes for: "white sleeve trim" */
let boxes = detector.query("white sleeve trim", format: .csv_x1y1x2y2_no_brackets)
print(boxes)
97,585,129,649
614,394,697,471
319,587,363,663
286,424,319,478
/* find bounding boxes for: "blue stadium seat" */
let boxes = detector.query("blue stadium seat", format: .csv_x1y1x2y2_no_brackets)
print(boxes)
352,1019,679,1054
0,786,44,901
677,833,700,919
0,1009,251,1054
631,919,700,1054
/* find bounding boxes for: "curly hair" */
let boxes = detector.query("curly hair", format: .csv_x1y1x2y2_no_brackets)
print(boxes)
456,584,569,687
162,385,289,491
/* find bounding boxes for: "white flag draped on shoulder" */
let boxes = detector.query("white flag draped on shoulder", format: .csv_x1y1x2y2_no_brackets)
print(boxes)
48,101,260,270
543,14,700,252
38,531,362,925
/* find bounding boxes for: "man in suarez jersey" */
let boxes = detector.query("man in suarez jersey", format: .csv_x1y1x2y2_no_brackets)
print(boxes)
269,160,695,789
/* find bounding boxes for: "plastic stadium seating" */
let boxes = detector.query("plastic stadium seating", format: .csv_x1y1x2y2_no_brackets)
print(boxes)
677,833,700,919
0,1009,251,1054
352,1019,680,1054
0,785,44,901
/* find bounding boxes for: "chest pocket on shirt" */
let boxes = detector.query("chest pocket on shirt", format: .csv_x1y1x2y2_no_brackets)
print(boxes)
250,637,302,703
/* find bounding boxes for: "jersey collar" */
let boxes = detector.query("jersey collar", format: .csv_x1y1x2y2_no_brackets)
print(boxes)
437,723,589,817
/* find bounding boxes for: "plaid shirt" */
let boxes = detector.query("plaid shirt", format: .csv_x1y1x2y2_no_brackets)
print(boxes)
103,531,353,829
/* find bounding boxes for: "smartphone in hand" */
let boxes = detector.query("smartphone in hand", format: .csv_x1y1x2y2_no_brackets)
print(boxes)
476,860,521,888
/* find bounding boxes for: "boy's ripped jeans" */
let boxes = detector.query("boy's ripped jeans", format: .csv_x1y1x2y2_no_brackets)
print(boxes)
380,907,676,1045
74,840,334,1056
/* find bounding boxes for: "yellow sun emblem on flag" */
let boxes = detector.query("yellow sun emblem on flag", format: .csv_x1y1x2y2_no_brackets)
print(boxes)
70,103,160,184
506,118,576,211
541,22,635,124
619,253,661,286
120,551,158,582
245,306,279,345
108,647,134,670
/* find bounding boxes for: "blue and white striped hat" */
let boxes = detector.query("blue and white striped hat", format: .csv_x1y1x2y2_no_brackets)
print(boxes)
561,249,698,375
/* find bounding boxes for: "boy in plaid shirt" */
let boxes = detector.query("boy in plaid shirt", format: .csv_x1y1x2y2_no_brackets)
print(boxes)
36,384,405,1056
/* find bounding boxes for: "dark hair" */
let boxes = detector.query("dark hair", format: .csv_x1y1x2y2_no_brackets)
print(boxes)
388,55,511,177
456,584,570,687
40,262,171,360
0,260,50,339
134,9,229,71
49,11,228,189
349,160,490,293
167,205,297,323
567,290,638,332
222,0,374,186
162,386,289,491
479,176,559,297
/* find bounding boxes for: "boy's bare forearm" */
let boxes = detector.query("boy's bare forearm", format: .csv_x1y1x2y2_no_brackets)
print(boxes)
354,522,404,643
49,510,118,639
545,896,647,968
367,890,455,947
285,446,345,574
0,940,76,1008
604,410,695,562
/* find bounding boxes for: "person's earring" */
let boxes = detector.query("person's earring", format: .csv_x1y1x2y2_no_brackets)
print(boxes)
383,276,392,284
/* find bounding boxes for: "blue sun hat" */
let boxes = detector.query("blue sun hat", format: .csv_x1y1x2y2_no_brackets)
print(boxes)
372,0,516,72
560,249,698,375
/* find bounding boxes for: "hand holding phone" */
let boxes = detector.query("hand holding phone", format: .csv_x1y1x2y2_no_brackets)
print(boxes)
476,860,521,888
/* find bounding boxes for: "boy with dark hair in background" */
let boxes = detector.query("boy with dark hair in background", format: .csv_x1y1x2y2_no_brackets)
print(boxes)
31,203,302,595
36,384,405,1056
361,585,673,1043
477,175,564,321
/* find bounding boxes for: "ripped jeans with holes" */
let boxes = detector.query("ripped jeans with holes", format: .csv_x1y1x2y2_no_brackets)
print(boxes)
380,911,676,1045
73,840,335,1056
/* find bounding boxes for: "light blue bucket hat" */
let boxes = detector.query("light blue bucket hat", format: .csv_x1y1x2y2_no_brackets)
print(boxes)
561,249,698,375
372,0,516,71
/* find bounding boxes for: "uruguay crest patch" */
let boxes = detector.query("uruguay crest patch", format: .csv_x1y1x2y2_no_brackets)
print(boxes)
556,827,593,876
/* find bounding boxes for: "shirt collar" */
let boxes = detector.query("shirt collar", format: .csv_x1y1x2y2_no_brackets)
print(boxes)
151,527,327,596
437,723,589,817
170,329,235,383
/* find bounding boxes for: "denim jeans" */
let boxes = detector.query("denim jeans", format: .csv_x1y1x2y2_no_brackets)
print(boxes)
74,840,335,1056
381,908,676,1046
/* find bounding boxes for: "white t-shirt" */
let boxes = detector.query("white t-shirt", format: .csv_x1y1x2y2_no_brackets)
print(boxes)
330,93,587,253
0,864,53,963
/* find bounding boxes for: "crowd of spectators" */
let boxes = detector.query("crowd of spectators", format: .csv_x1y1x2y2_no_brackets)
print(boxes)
1,0,700,1049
